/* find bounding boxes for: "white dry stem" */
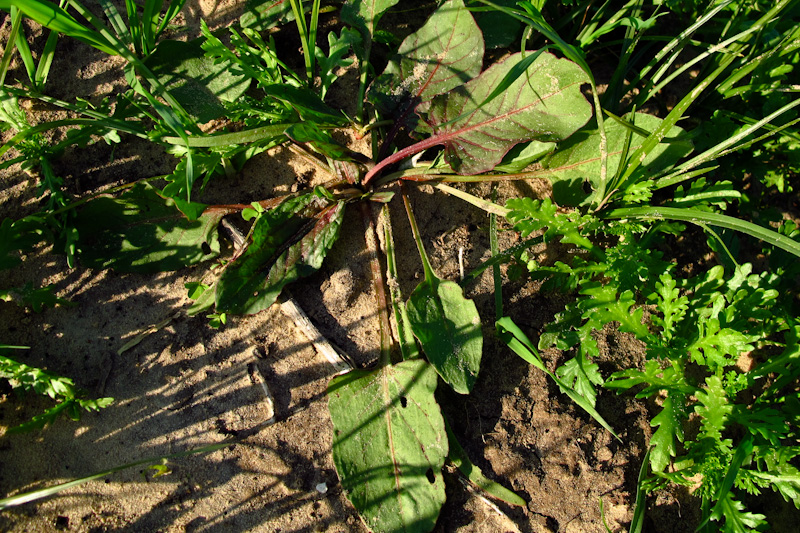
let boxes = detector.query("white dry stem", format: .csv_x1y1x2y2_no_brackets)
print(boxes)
247,362,276,425
279,296,353,373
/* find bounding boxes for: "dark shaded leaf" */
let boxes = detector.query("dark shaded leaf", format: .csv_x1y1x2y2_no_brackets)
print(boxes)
73,183,223,273
145,38,249,123
341,0,399,44
215,194,345,315
329,359,447,533
240,0,294,30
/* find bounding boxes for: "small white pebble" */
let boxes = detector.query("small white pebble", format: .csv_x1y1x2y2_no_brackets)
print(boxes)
315,482,328,494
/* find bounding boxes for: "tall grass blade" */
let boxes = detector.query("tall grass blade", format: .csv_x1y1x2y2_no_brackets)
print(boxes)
605,206,800,258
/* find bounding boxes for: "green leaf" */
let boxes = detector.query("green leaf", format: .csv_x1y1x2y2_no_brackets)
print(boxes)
555,356,603,407
496,317,620,440
240,0,294,30
649,392,685,473
316,28,361,99
427,51,592,174
73,183,223,273
0,216,47,270
0,282,72,312
0,0,117,55
371,0,483,124
215,194,345,315
541,113,693,206
468,0,523,49
406,277,482,394
144,38,249,123
341,0,399,44
328,360,447,533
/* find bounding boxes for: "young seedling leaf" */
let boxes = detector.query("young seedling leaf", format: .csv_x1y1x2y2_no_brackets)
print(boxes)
145,38,250,124
496,317,620,440
406,277,483,394
215,194,345,315
541,113,693,206
371,0,483,126
328,359,447,533
427,51,592,174
73,183,223,273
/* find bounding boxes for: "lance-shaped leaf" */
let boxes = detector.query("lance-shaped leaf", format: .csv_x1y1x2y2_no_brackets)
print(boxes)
427,51,592,175
329,360,447,533
73,183,223,273
370,0,483,125
542,113,694,206
215,194,345,315
406,278,482,394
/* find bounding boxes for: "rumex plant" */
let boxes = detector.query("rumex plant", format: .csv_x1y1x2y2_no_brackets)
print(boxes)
0,0,799,531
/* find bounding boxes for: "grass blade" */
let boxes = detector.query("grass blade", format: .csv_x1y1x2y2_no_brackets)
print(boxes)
605,206,800,258
0,442,230,510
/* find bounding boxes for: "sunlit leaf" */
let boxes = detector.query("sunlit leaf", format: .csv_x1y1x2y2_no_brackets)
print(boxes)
371,0,483,126
427,51,592,174
329,360,447,533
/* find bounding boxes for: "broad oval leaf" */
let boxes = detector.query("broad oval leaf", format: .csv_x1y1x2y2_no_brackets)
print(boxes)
542,113,694,206
406,278,482,394
370,0,484,125
215,194,345,315
73,183,222,273
341,0,399,43
145,39,249,124
427,51,592,175
240,0,294,30
329,360,447,533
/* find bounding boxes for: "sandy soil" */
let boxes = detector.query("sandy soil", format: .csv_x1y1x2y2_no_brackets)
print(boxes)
0,2,705,532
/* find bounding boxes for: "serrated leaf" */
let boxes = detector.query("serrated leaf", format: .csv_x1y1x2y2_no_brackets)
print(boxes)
371,0,483,125
406,278,482,394
714,493,767,533
496,317,619,440
216,194,344,315
649,392,685,473
688,318,757,369
73,183,223,273
328,360,447,533
542,113,693,206
1,283,72,312
145,38,249,124
427,51,591,174
695,376,733,445
648,270,689,341
506,197,595,250
556,356,603,407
